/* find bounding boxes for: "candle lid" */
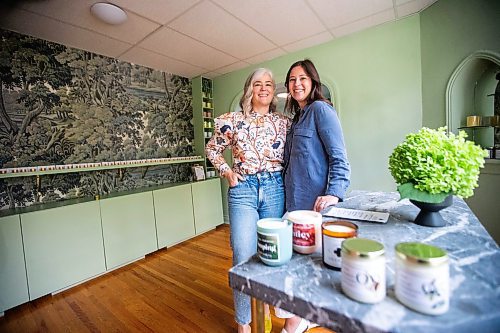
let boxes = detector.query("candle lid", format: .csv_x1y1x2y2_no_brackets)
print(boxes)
342,238,384,258
395,242,448,265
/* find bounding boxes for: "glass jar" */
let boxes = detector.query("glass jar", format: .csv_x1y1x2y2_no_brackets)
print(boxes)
288,210,322,254
341,238,386,303
395,242,449,315
322,220,358,270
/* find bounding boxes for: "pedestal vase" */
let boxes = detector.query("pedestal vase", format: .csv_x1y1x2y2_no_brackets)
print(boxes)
410,195,453,227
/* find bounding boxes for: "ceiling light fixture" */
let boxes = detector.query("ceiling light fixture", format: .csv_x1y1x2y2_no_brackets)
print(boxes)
90,2,128,25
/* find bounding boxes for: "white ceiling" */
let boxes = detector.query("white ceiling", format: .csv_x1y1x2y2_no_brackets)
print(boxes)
0,0,438,79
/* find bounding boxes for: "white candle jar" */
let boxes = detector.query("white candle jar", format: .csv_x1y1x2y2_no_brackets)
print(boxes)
341,238,386,303
395,242,449,315
288,210,323,254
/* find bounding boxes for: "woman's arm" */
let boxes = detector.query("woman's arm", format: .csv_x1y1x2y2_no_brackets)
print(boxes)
205,113,244,186
314,102,351,202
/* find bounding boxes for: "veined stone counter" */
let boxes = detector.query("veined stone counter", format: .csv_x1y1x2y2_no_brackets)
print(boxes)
229,190,500,333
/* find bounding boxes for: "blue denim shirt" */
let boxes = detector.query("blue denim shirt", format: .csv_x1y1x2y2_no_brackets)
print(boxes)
283,100,350,211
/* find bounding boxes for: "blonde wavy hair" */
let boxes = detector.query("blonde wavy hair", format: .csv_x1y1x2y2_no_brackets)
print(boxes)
239,68,277,117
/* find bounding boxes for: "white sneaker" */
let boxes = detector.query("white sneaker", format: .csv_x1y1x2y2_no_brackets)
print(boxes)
280,318,310,333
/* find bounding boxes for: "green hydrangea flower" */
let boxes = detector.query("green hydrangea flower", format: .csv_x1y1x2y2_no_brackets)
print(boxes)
389,127,487,203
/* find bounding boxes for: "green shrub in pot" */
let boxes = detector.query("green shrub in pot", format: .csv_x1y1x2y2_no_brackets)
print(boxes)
389,127,487,203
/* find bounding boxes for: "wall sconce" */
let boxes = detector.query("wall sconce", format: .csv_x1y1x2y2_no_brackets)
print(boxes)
90,2,128,25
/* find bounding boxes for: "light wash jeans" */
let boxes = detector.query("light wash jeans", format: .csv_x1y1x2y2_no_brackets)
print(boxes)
228,171,285,325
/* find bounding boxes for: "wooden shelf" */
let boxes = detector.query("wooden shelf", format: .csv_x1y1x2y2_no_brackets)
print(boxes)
0,156,204,179
458,125,499,129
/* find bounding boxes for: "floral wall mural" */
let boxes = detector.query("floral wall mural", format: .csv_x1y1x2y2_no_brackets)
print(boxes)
0,29,194,210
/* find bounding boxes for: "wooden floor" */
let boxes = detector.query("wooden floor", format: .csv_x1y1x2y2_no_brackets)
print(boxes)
0,224,291,333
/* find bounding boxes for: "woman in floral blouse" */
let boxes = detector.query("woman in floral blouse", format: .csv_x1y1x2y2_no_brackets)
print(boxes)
205,68,288,333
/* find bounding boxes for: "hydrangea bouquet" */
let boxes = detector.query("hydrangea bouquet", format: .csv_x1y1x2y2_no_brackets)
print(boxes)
389,127,487,203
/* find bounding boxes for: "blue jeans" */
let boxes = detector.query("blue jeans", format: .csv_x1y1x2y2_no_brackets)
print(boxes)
228,171,285,325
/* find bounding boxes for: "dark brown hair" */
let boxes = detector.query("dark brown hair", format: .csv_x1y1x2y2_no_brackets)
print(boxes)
284,59,331,120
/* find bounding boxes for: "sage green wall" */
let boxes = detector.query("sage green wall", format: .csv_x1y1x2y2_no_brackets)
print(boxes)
420,0,500,243
214,16,422,218
420,0,500,128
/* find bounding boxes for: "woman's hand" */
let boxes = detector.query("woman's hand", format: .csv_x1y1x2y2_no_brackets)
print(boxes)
314,195,339,212
224,169,245,187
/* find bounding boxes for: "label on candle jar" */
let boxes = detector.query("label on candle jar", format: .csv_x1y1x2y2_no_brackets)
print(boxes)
341,238,386,303
341,257,385,303
293,223,315,248
257,233,279,261
395,265,449,314
322,222,357,269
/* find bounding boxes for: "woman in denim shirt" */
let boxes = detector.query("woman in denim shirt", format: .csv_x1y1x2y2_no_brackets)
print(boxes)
274,60,350,332
205,68,289,333
283,59,350,213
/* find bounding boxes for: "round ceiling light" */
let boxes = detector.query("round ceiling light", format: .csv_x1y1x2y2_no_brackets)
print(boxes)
90,2,127,25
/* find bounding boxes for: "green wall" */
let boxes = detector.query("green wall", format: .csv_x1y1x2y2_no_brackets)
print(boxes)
213,0,500,242
420,0,500,128
420,0,500,243
214,16,422,199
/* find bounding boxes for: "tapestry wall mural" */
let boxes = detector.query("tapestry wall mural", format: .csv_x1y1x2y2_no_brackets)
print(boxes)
0,29,194,210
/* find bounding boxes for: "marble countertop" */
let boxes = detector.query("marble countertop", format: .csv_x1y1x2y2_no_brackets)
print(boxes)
229,190,500,333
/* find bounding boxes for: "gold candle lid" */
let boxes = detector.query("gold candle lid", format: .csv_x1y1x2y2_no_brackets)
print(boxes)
396,242,448,266
342,238,384,258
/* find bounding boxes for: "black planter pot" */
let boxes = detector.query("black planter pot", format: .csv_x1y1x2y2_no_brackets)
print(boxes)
410,195,453,227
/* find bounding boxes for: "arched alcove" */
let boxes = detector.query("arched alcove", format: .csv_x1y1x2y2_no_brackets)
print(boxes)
446,50,500,147
446,50,500,244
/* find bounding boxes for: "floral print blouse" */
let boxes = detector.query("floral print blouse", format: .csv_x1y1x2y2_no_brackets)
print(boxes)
205,111,290,176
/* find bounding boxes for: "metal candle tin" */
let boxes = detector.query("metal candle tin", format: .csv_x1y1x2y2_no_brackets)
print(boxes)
395,242,449,315
341,238,386,303
322,220,358,270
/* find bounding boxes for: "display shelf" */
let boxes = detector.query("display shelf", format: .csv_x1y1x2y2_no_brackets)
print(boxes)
193,76,217,178
457,124,498,147
458,125,499,129
0,156,204,179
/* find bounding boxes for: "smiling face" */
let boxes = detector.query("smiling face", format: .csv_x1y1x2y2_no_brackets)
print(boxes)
251,72,275,112
288,65,312,109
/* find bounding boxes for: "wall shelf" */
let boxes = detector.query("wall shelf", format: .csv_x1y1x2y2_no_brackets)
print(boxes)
193,76,217,178
458,125,499,129
0,156,204,179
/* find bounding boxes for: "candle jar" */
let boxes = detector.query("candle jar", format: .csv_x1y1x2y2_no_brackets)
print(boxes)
341,238,386,303
288,210,322,254
395,242,449,315
322,220,358,270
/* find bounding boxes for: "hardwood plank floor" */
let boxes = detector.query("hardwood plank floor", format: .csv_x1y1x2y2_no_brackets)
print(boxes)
0,224,289,333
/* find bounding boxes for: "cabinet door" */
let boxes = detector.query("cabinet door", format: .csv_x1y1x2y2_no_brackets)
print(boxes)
0,215,29,312
153,184,195,248
21,201,105,300
192,178,224,234
100,192,157,270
